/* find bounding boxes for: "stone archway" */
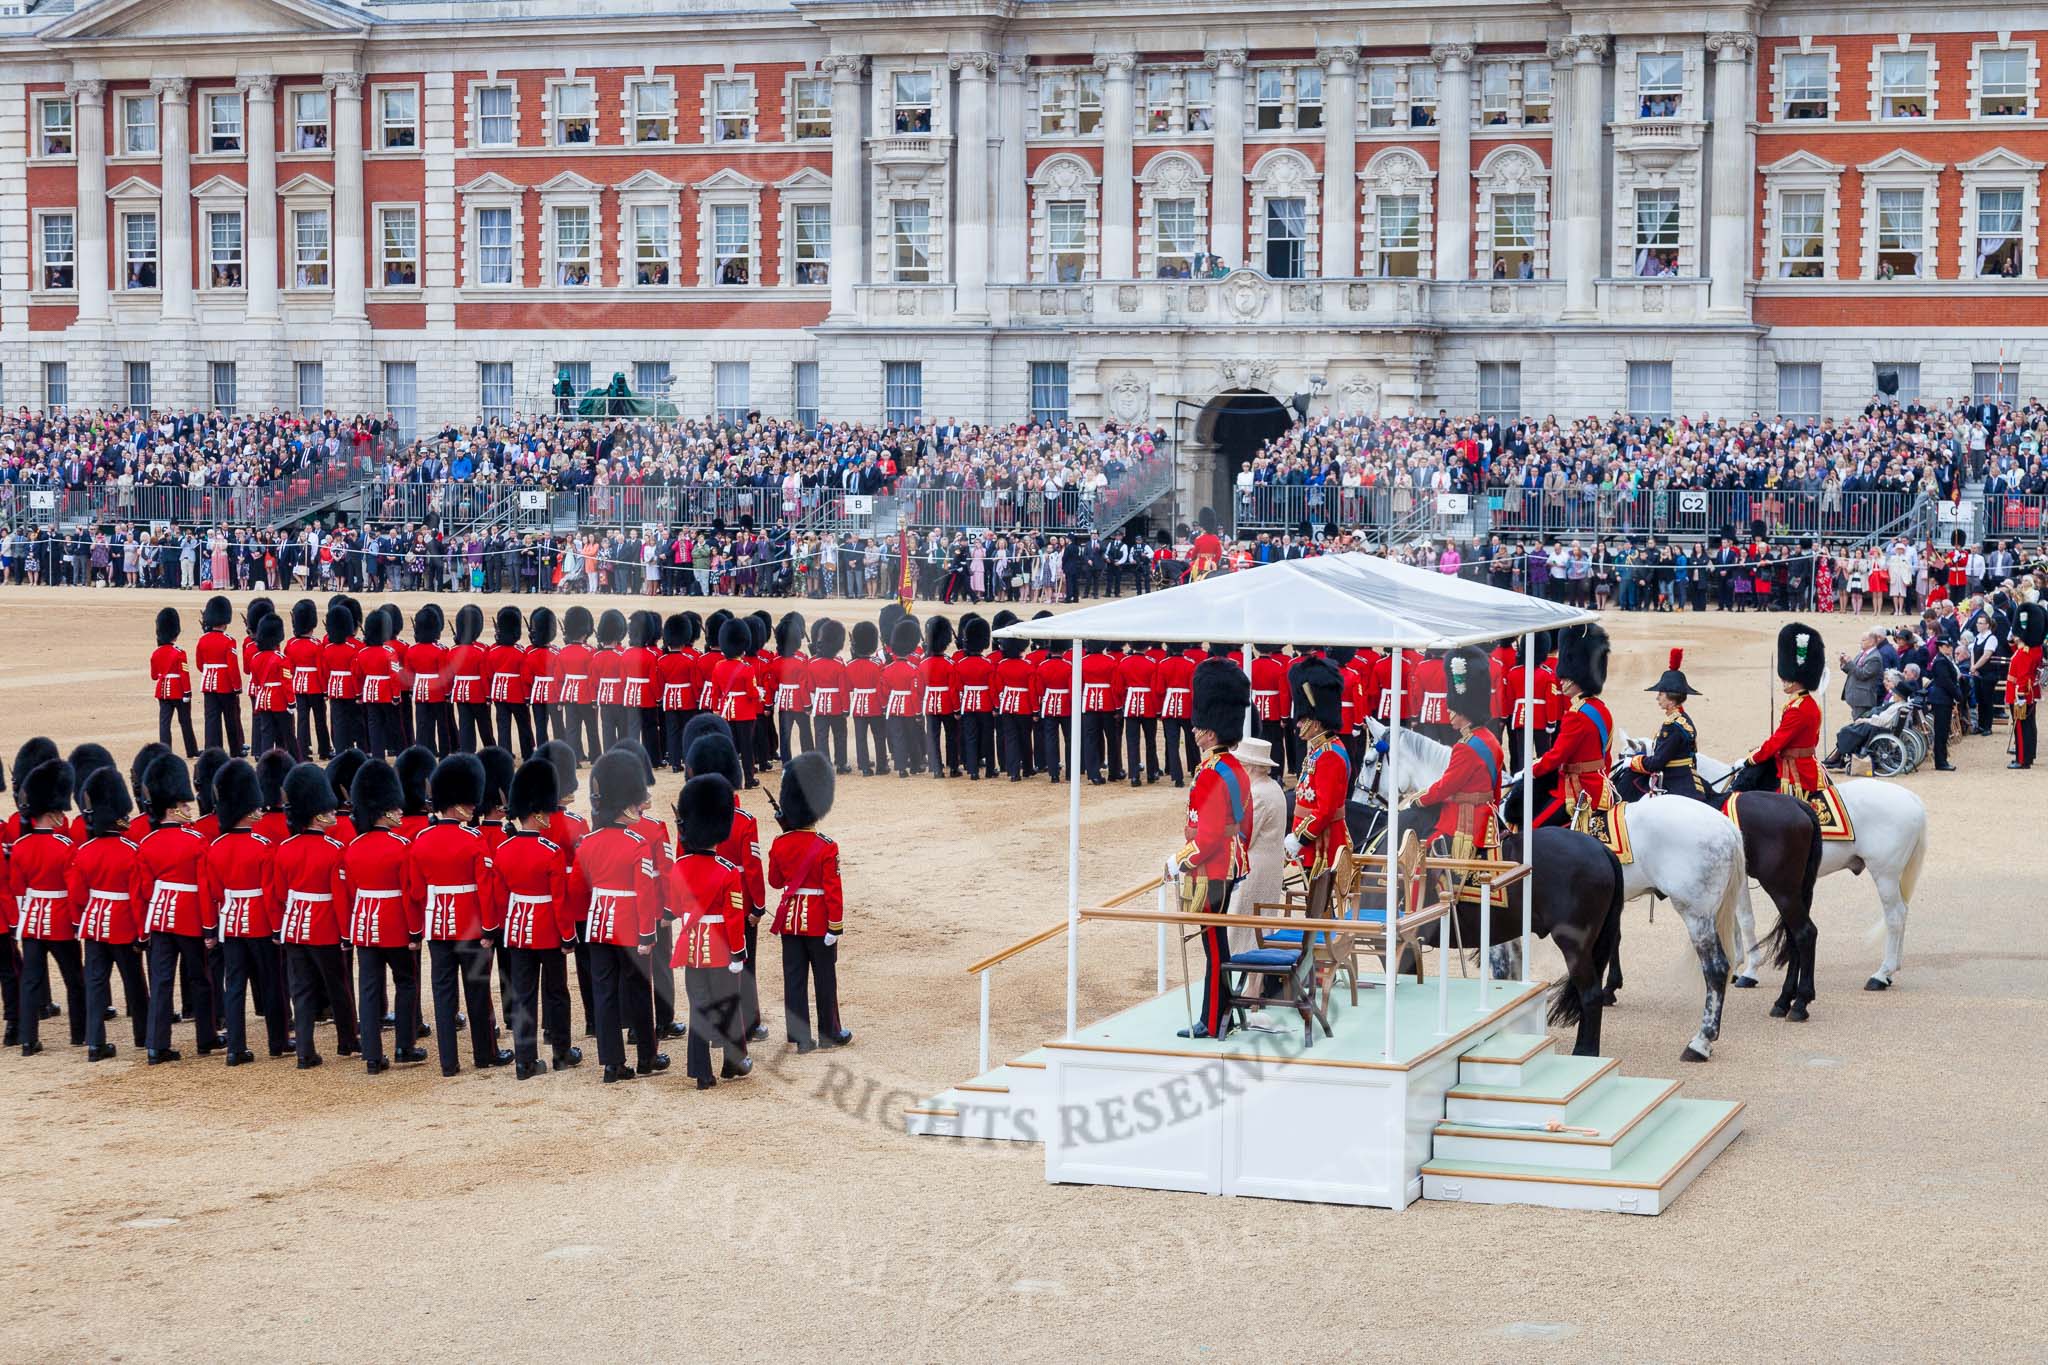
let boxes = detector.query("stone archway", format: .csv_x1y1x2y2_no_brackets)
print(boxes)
1191,389,1296,522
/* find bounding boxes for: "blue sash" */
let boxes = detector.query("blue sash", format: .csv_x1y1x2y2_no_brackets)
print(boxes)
1463,733,1500,786
1578,701,1610,752
1214,759,1246,829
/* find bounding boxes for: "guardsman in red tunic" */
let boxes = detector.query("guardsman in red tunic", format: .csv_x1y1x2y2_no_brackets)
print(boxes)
622,610,662,766
524,607,562,753
576,750,669,1083
1413,651,1450,742
71,769,148,1060
494,758,576,1079
882,616,925,778
269,763,359,1069
953,614,997,780
249,612,297,759
1284,656,1352,912
806,618,850,775
448,603,495,754
285,599,332,761
681,730,769,1044
1155,643,1201,786
1750,622,1827,796
344,760,426,1075
591,608,628,754
1501,632,1560,771
557,605,600,763
1417,648,1506,871
1248,646,1293,776
2,739,63,1044
13,760,84,1055
1522,625,1614,832
712,616,765,788
1033,629,1073,785
920,615,961,779
137,753,218,1062
151,606,200,757
671,774,753,1088
202,759,290,1063
1167,660,1253,1040
1117,637,1161,787
322,601,366,756
991,613,1037,782
353,608,404,759
195,594,248,756
772,612,813,765
406,603,453,756
2003,603,2045,770
846,619,888,777
768,753,848,1052
488,605,534,759
411,753,512,1076
535,740,591,1062
657,612,704,774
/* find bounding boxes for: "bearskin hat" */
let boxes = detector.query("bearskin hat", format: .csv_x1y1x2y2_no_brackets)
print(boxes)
508,758,560,823
849,619,879,659
529,606,558,649
326,748,367,810
245,597,274,637
1327,645,1356,666
2018,601,2048,650
68,743,116,790
1192,658,1251,747
494,604,524,648
704,609,733,651
82,768,132,839
18,758,73,819
677,773,736,853
325,602,356,645
662,612,695,652
718,617,751,659
811,618,846,660
1446,648,1492,724
284,762,338,833
684,733,742,789
749,610,773,650
1776,622,1826,691
613,740,656,784
537,739,579,798
212,759,263,833
627,610,656,651
11,737,58,796
395,745,436,815
453,603,484,647
596,609,627,649
925,615,954,657
350,759,404,831
890,617,922,658
776,612,807,657
563,605,594,644
193,747,229,816
255,612,285,653
477,746,516,814
257,748,296,811
413,602,445,645
202,595,233,631
128,742,170,800
680,712,732,759
292,598,319,638
1555,625,1609,698
879,601,906,642
361,608,390,649
779,750,835,831
336,594,364,629
1288,656,1345,733
960,614,991,654
375,604,402,646
430,753,486,813
142,751,196,817
156,607,181,646
589,748,650,824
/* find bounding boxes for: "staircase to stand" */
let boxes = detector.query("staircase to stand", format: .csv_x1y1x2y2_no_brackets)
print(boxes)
1086,459,1179,541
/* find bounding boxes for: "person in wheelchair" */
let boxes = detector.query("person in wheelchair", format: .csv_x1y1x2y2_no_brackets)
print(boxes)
1823,676,1916,773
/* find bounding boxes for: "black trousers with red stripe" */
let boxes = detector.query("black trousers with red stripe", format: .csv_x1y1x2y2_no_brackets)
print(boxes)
1193,879,1231,1036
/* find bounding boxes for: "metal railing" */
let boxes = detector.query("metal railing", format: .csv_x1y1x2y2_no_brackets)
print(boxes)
23,460,371,529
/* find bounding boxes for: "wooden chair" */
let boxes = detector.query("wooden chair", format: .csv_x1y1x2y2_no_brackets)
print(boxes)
1250,843,1357,1013
1336,831,1448,999
1224,849,1346,1048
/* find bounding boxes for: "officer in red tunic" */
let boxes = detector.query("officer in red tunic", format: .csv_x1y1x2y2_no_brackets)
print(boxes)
353,608,404,759
622,610,662,765
487,605,533,759
195,594,247,756
846,619,887,776
13,760,84,1055
772,612,813,764
249,612,297,759
202,759,290,1063
137,753,218,1062
2007,602,2045,770
407,604,453,756
1749,622,1827,797
682,730,769,1042
991,613,1036,782
322,601,365,756
1416,649,1506,867
657,612,704,773
411,753,513,1076
71,768,148,1061
882,616,925,778
1118,638,1162,787
534,740,588,1069
592,608,628,754
557,605,600,762
768,751,848,1051
270,763,358,1069
1155,642,1201,786
1520,625,1613,831
806,618,850,775
286,599,333,761
712,616,765,788
524,607,562,753
576,749,669,1083
1033,627,1073,784
493,758,575,1079
1284,656,1352,912
345,760,426,1075
1502,631,1562,772
1248,646,1294,777
448,603,494,754
952,615,997,780
1166,659,1254,1040
151,607,200,757
671,773,753,1088
919,616,959,778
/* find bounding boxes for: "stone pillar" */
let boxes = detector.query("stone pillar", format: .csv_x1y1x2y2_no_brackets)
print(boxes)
1707,33,1755,315
1208,48,1247,268
154,77,192,321
1560,35,1608,318
240,74,279,321
994,57,1029,283
1318,46,1359,278
952,52,994,317
825,54,867,318
328,72,366,321
68,79,109,323
1431,44,1474,281
1097,53,1135,278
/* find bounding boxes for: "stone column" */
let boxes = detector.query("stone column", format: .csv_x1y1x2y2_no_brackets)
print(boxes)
1208,48,1247,268
328,72,366,320
1318,46,1359,278
825,54,867,318
153,77,192,321
1097,53,1135,278
68,79,109,323
240,74,279,321
1707,32,1755,315
952,52,994,317
1431,44,1474,281
1560,35,1608,317
994,57,1029,283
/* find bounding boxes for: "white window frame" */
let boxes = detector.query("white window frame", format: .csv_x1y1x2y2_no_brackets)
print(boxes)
1184,68,1213,134
1634,51,1685,118
471,81,518,148
1294,65,1323,131
461,174,525,288
795,361,820,426
127,360,152,412
706,75,757,144
1253,67,1288,131
696,169,764,286
1875,362,1920,404
1522,61,1553,125
1138,151,1210,278
204,90,243,155
1973,363,2020,406
1366,64,1401,129
120,208,160,291
1479,63,1513,125
1030,361,1071,424
35,210,76,294
1956,148,2044,280
205,207,246,290
289,86,331,152
889,198,933,282
374,84,418,151
383,361,418,438
1627,360,1674,420
34,94,74,160
120,92,158,157
1777,362,1822,422
1474,145,1550,280
883,360,922,425
296,360,325,416
1029,153,1100,282
193,175,248,290
536,174,602,287
44,361,68,414
290,207,332,290
1408,64,1438,127
1774,47,1836,123
776,169,832,288
709,202,753,285
1973,43,2036,119
1360,147,1436,278
788,74,832,141
211,360,237,414
714,361,751,422
1760,151,1845,281
1857,150,1944,281
548,78,596,146
1248,149,1320,278
891,69,936,134
614,170,681,287
375,203,419,289
1775,189,1827,279
551,205,594,286
479,361,515,422
1870,44,1937,122
625,77,676,145
1477,361,1521,420
1631,187,1683,275
634,360,672,401
1037,71,1077,136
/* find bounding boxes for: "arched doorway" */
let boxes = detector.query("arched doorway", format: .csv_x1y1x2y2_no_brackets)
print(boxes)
1192,389,1296,525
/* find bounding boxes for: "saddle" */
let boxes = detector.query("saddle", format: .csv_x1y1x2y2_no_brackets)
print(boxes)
1573,794,1633,866
1804,782,1856,841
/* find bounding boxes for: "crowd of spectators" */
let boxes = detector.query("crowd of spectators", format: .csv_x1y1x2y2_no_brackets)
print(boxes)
0,406,388,492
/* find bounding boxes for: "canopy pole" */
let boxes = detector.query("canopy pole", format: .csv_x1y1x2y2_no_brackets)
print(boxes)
1521,629,1536,984
1066,641,1082,1039
1384,647,1402,1061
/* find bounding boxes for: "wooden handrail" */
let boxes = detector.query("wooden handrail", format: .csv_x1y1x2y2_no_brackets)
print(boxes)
1482,863,1533,890
1080,906,1432,936
964,919,1071,975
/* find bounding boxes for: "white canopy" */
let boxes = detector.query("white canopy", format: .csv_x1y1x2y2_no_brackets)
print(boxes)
991,552,1597,650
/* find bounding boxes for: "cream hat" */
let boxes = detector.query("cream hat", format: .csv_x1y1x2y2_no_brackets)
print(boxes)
1231,737,1277,769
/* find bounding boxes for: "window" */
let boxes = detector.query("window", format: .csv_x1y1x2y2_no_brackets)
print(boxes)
557,362,591,408
292,208,330,288
1874,362,1920,403
292,88,330,150
1980,48,2030,117
122,94,158,155
1478,362,1521,420
480,362,514,421
1144,70,1174,132
44,362,67,414
1255,68,1286,130
39,213,74,290
1030,361,1070,424
477,85,515,146
122,211,159,290
1637,53,1683,116
38,96,73,157
1875,189,1924,277
554,81,594,144
1038,74,1072,135
794,362,819,427
634,361,671,400
893,71,934,133
1633,189,1681,275
1075,72,1103,135
711,203,752,285
1184,70,1213,133
1777,363,1822,423
1367,66,1399,129
1627,361,1673,420
296,361,324,416
715,362,751,422
791,77,831,140
630,81,675,144
1490,193,1536,278
884,360,922,425
1973,363,2020,406
1296,67,1323,130
1047,200,1087,281
1776,190,1824,277
206,92,242,153
1782,53,1830,119
1880,51,1929,119
552,206,592,286
791,202,830,284
1376,195,1421,277
126,361,152,412
378,87,417,149
1408,65,1437,126
892,199,931,282
475,206,514,285
1523,62,1552,123
631,203,672,285
206,209,244,288
379,206,418,286
1481,64,1512,124
1975,188,2024,277
384,362,417,438
1153,197,1199,277
210,361,237,414
710,78,753,142
1263,198,1306,278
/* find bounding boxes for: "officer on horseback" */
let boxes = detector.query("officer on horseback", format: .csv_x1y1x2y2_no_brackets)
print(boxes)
1518,624,1614,837
1629,648,1712,802
1749,622,1826,799
1415,648,1505,860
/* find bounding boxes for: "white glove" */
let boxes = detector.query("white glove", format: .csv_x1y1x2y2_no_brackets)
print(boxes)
824,932,839,946
1162,855,1182,885
1283,833,1303,860
1504,768,1526,788
727,960,744,974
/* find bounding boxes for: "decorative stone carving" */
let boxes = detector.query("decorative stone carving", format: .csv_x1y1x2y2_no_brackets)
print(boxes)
1039,155,1094,197
1706,32,1756,61
950,52,999,77
1217,357,1276,392
1347,283,1372,310
1286,283,1320,312
65,78,107,103
1489,286,1511,313
1340,375,1379,413
234,74,277,99
323,72,366,98
1370,148,1429,196
1148,153,1203,195
1430,43,1476,69
1224,270,1267,321
1643,285,1666,313
1316,46,1360,72
1204,48,1248,74
895,290,919,315
1093,53,1137,77
1489,147,1541,189
1110,371,1150,422
1186,284,1209,313
1116,284,1139,312
149,76,190,102
818,54,868,80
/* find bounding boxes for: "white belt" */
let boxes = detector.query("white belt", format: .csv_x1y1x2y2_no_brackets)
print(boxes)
427,884,477,897
201,664,226,688
698,914,725,924
564,674,587,682
293,668,319,691
592,887,634,898
153,881,199,894
507,893,552,907
412,676,435,701
1083,684,1109,709
355,889,401,900
89,889,131,900
224,888,261,902
791,888,823,896
288,892,332,903
776,684,802,708
663,683,690,708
